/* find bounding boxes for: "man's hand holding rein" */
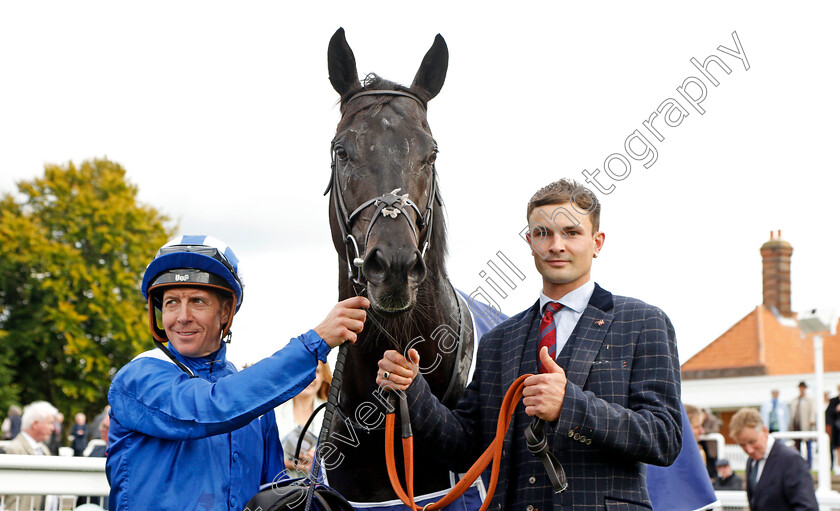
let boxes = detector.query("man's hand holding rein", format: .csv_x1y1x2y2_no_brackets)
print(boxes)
376,349,420,391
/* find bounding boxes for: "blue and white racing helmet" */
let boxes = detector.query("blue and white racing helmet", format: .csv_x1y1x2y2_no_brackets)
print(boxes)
141,235,244,343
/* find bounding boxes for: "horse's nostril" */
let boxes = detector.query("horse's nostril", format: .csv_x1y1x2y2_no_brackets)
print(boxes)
408,251,427,283
362,246,426,286
362,248,389,284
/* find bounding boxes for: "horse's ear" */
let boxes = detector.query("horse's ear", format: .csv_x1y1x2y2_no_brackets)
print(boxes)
411,34,448,100
328,27,360,96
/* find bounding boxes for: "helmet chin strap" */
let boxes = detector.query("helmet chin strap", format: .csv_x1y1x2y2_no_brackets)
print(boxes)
153,339,197,378
220,295,237,344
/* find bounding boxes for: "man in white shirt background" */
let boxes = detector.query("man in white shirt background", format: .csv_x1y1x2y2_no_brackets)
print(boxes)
760,389,789,433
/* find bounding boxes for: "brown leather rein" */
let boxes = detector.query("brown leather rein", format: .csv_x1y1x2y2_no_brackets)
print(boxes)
384,374,532,511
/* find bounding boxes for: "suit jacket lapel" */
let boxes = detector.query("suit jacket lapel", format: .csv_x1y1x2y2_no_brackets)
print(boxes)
564,284,614,388
13,434,36,455
501,300,540,392
497,300,540,502
754,442,780,491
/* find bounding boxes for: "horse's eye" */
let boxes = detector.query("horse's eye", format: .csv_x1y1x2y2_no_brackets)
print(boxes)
427,151,437,165
335,146,348,161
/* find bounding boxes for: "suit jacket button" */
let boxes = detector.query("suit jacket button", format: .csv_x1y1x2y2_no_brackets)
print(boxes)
573,433,580,441
528,476,536,484
568,430,574,438
526,506,534,511
586,438,592,445
579,435,586,443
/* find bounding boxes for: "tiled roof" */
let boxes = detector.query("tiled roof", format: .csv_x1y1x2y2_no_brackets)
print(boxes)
681,306,840,379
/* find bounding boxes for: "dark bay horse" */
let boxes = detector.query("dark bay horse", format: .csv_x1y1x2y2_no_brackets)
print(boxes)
321,28,476,504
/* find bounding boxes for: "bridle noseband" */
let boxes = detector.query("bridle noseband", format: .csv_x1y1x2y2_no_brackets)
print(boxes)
324,89,441,295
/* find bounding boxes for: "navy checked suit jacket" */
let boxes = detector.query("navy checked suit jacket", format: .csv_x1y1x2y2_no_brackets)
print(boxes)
746,440,818,511
406,284,683,510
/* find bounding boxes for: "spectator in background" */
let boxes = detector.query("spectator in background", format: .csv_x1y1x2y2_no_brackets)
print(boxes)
89,405,110,443
731,407,817,511
275,361,331,478
760,389,789,434
826,384,840,473
1,405,22,440
1,401,58,511
86,413,109,457
701,407,721,479
48,412,64,455
685,404,707,471
70,412,89,456
712,458,743,491
790,381,816,467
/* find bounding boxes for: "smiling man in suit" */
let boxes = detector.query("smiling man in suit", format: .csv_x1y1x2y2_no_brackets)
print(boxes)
731,407,818,511
377,178,683,509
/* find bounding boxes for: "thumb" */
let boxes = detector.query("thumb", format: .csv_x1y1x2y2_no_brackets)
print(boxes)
539,346,562,373
408,348,421,370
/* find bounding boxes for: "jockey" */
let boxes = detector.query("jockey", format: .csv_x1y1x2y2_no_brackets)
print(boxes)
106,235,368,511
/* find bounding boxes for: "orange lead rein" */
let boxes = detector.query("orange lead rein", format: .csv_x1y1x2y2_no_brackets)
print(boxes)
384,374,532,511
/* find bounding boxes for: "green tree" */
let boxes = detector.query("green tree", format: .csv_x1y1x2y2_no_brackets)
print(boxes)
0,158,172,419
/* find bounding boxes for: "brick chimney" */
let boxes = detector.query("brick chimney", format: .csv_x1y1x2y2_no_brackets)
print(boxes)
760,230,793,316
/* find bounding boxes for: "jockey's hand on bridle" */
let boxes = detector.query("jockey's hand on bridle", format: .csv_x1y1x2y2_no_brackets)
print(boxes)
376,349,420,391
314,296,370,348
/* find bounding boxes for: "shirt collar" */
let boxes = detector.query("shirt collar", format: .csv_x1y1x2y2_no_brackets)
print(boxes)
762,434,775,461
539,280,595,314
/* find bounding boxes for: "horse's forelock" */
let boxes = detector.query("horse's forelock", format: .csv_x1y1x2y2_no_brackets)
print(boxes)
337,73,430,124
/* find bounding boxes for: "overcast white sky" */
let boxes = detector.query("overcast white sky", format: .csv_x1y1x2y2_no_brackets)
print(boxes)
1,2,838,369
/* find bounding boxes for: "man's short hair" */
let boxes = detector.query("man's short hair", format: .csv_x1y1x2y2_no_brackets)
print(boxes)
729,407,763,438
715,458,731,468
21,401,58,431
527,179,601,231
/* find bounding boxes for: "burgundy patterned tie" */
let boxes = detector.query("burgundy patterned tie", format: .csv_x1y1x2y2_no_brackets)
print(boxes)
537,302,564,373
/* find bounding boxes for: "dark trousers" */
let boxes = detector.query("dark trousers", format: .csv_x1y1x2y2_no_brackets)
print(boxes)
793,439,813,467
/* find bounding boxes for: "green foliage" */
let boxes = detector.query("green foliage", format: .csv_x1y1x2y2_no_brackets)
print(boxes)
0,158,173,419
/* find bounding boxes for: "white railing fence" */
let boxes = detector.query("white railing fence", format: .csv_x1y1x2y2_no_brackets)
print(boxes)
3,439,840,511
0,454,108,511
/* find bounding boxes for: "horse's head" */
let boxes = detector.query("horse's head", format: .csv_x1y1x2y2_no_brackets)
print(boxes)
327,28,448,315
